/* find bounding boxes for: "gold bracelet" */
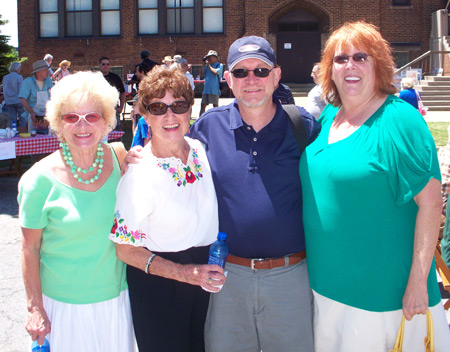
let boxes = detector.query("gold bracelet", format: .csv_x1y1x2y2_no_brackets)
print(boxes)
144,253,156,274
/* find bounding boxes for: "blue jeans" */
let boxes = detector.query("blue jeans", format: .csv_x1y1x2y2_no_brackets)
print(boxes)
205,259,314,352
6,103,25,127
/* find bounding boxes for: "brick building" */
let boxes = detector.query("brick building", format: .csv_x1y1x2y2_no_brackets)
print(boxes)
18,0,447,83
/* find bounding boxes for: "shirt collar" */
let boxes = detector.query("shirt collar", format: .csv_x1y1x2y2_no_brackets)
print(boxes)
229,96,288,133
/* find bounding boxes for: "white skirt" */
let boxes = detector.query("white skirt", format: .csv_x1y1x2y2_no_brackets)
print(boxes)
42,289,136,352
313,290,450,352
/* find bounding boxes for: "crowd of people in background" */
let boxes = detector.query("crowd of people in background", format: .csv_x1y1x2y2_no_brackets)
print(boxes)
1,20,450,352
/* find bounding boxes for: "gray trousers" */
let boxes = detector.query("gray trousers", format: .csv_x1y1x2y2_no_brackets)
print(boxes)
6,103,25,127
205,259,314,352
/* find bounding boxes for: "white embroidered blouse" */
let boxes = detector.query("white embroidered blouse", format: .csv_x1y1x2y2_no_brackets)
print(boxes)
109,137,218,252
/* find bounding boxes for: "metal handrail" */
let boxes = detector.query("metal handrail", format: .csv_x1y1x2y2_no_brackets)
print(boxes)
394,50,450,76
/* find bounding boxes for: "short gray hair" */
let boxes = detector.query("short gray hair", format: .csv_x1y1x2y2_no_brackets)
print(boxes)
44,54,53,61
401,77,414,89
9,62,22,73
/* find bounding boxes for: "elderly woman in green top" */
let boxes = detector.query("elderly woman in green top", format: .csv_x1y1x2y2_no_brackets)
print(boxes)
300,21,450,351
18,71,135,351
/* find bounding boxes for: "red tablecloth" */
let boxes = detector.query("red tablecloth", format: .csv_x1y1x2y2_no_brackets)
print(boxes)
0,131,124,156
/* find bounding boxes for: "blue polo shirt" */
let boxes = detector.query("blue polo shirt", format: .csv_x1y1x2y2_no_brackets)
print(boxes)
190,97,320,258
202,62,223,95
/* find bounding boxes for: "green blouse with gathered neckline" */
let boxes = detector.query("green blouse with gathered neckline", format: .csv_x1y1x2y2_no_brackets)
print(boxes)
18,145,127,304
300,95,441,311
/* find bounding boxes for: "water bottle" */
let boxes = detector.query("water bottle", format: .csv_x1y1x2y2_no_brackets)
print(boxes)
202,232,228,292
31,337,50,351
208,232,228,268
11,120,17,136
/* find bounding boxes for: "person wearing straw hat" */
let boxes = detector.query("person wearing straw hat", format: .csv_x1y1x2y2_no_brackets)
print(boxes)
199,49,223,116
161,56,174,69
52,60,71,82
19,59,53,131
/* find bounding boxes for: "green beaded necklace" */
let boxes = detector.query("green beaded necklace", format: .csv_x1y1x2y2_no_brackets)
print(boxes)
61,142,104,185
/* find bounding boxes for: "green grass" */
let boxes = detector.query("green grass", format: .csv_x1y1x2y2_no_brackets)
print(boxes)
427,122,449,147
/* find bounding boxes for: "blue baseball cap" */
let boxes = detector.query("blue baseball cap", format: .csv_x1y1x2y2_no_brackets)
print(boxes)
227,36,277,70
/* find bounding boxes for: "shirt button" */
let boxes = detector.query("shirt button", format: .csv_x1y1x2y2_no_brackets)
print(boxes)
253,137,257,142
253,151,257,156
247,126,251,130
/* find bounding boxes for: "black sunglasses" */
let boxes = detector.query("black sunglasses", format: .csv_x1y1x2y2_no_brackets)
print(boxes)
230,68,274,79
333,52,369,64
146,101,190,115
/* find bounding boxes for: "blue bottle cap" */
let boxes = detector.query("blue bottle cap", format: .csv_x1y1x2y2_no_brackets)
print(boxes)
31,338,50,351
217,232,227,241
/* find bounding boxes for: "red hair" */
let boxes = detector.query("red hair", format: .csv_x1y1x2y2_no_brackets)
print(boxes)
320,21,397,107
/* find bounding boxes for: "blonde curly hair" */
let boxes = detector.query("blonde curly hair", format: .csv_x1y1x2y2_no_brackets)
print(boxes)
45,71,119,141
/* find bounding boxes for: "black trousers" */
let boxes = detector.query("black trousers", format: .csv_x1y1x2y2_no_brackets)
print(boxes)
127,246,210,352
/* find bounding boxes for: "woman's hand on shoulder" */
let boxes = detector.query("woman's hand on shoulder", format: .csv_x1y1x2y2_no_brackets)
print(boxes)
180,264,226,292
26,306,51,345
121,145,144,175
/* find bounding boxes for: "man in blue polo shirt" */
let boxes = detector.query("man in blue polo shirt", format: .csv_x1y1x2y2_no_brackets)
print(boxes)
190,36,320,352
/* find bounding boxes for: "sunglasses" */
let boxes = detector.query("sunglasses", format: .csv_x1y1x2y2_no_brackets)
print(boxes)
230,68,273,79
61,112,103,124
146,101,190,115
333,53,369,64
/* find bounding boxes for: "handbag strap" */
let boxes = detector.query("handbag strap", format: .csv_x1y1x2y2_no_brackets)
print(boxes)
425,309,434,352
391,315,405,352
415,89,422,101
282,104,308,153
390,310,434,352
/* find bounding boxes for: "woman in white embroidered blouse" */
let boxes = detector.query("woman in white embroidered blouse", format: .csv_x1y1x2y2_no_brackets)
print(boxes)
110,66,226,352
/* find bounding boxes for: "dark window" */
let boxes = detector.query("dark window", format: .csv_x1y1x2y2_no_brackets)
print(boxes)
39,0,59,37
38,0,121,38
66,0,93,36
167,0,194,34
138,0,158,34
137,0,223,35
278,23,319,32
191,65,202,79
203,0,223,33
100,0,120,35
392,0,410,5
393,52,409,68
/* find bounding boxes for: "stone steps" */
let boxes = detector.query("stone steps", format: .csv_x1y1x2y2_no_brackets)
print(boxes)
417,76,450,111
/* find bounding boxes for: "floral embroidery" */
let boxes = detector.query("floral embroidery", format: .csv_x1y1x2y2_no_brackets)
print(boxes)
110,210,147,245
157,149,203,187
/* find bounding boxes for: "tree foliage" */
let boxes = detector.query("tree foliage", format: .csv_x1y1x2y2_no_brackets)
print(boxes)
0,15,23,82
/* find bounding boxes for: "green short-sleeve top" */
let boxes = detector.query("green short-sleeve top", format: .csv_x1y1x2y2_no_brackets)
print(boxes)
18,147,127,304
300,95,441,312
